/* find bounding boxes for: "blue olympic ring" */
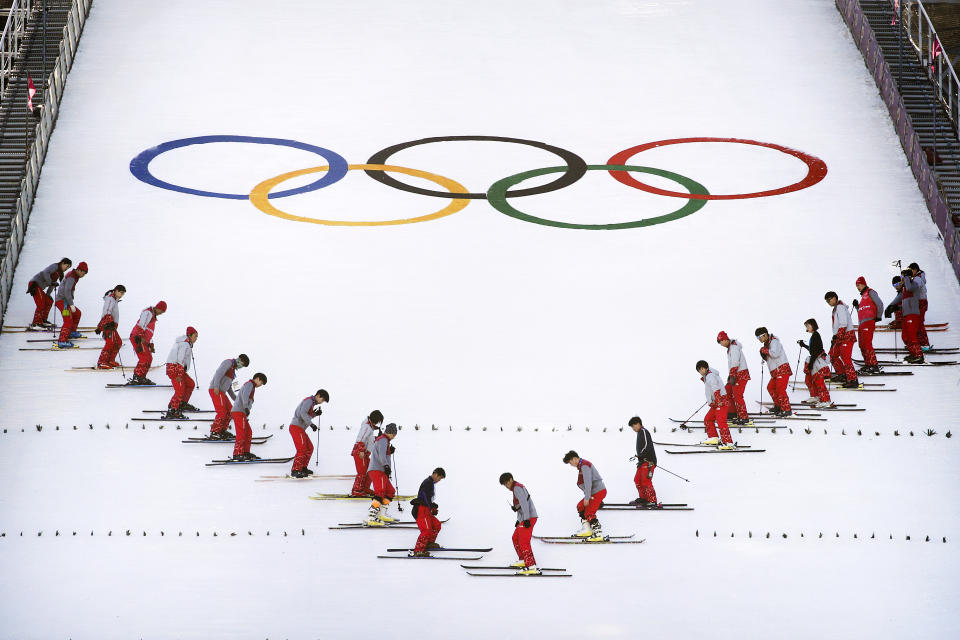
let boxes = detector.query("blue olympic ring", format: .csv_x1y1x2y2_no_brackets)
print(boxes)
128,135,349,200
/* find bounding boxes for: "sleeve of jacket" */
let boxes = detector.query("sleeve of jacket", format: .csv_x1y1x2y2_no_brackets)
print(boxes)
514,486,533,521
295,398,314,426
768,338,785,360
869,290,883,318
370,438,388,469
581,465,595,498
416,478,434,506
809,332,824,362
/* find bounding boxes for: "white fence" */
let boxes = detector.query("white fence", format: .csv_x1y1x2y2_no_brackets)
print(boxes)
0,0,93,325
0,0,33,101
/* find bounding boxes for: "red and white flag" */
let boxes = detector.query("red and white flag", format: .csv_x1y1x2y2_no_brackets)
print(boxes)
892,0,899,26
931,38,943,71
27,75,36,112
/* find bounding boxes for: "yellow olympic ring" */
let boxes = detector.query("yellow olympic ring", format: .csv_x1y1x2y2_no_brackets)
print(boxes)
249,164,470,226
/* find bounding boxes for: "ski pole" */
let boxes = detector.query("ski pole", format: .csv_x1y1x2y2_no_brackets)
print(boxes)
116,335,128,382
759,363,764,410
676,401,708,429
655,464,690,483
392,452,403,512
791,344,802,394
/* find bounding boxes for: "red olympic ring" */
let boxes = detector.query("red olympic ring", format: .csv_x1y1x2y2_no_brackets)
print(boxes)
606,137,828,200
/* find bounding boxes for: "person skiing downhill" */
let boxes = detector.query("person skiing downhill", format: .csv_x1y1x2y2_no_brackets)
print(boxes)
852,277,884,374
351,410,383,496
825,292,859,388
628,417,659,507
499,472,540,575
231,373,267,461
365,423,399,526
409,467,446,557
563,451,607,540
54,261,88,348
797,318,833,409
696,360,735,448
95,285,125,369
716,331,750,424
289,389,329,477
26,257,71,329
207,354,249,439
755,327,793,416
164,327,199,419
129,301,166,385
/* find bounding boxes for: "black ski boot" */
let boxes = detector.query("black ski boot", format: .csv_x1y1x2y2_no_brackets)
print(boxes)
842,380,860,389
242,452,261,461
779,409,793,417
302,468,314,476
231,454,247,462
290,469,307,478
180,402,199,412
163,408,186,420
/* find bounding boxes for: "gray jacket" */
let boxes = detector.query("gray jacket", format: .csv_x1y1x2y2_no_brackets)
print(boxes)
726,339,749,375
762,335,790,373
231,380,256,414
31,263,62,292
100,294,120,324
511,483,537,521
355,418,378,450
831,302,854,336
165,335,193,369
368,434,391,473
891,276,922,316
291,396,318,429
576,459,606,499
208,358,238,400
703,367,727,404
55,271,79,306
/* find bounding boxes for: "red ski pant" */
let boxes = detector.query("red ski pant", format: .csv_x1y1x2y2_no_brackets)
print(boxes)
512,517,537,567
289,424,313,471
830,336,858,381
414,506,442,552
634,462,658,503
232,412,252,456
704,403,732,443
803,362,831,403
55,301,80,343
577,488,607,522
918,299,929,346
132,338,153,378
30,286,53,325
351,442,372,495
857,320,877,366
209,389,232,434
725,372,749,419
97,330,122,366
902,314,923,357
766,365,792,411
369,470,396,504
166,363,195,409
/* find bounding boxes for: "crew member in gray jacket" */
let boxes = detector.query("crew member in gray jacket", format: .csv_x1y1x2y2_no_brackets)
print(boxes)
563,451,607,539
207,354,249,439
499,472,540,575
288,389,329,477
231,373,267,461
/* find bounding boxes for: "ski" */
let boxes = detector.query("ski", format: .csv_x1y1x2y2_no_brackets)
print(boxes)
205,456,294,466
670,417,774,424
182,437,271,444
388,547,492,552
337,518,449,527
874,347,957,354
539,538,645,545
466,571,572,577
106,384,172,388
666,448,765,454
19,346,100,351
854,359,957,367
461,565,566,571
535,534,635,540
378,554,482,561
600,502,687,507
144,409,214,414
329,524,419,530
67,365,160,373
133,417,215,422
654,442,752,448
310,494,415,501
24,336,96,343
256,473,352,482
600,505,694,511
760,401,857,408
747,411,820,417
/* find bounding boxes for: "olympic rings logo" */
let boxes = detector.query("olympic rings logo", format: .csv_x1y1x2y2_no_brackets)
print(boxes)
129,135,828,230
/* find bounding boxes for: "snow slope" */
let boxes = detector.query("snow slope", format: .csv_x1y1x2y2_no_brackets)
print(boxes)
1,0,959,637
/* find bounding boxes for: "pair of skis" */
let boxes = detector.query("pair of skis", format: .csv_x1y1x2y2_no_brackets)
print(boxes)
311,493,415,502
330,517,447,530
256,473,354,482
182,435,272,445
853,358,957,367
599,501,693,511
205,456,294,467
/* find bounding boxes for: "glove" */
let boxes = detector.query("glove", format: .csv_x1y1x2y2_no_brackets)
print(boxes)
133,335,142,346
852,299,859,309
387,445,395,455
310,424,318,432
26,282,38,295
647,467,654,479
244,408,250,416
515,521,521,528
874,316,881,323
314,407,322,416
148,343,155,353
759,348,769,360
726,375,734,386
431,503,439,516
384,464,392,477
830,335,837,346
511,504,520,512
105,322,117,332
95,327,102,335
522,520,531,528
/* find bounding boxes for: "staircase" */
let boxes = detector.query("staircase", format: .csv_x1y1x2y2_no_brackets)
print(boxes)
0,1,72,263
860,1,960,233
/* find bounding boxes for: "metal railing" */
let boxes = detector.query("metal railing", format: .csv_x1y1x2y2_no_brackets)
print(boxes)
897,0,960,135
0,0,92,326
0,0,33,101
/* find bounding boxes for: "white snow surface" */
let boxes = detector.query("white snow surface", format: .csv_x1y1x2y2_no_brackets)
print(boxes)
1,0,960,638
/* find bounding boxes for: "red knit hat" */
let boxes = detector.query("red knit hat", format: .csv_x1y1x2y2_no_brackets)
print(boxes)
186,326,198,337
77,261,89,272
155,301,167,312
716,330,729,343
855,276,867,287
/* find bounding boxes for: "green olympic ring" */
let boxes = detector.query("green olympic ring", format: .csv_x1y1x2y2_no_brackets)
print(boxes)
486,164,709,230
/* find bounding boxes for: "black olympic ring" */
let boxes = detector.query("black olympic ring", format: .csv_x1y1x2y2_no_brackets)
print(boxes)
364,135,588,199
